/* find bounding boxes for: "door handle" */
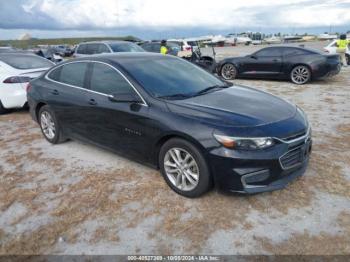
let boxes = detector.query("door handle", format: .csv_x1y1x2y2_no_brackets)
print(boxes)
51,89,59,95
272,59,279,62
88,99,97,106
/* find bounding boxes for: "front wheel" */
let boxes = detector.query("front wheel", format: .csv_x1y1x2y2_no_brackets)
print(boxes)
290,65,311,85
38,105,64,144
159,138,212,198
346,54,350,65
220,63,237,80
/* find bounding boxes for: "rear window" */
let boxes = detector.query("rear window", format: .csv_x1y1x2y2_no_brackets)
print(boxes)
0,55,53,69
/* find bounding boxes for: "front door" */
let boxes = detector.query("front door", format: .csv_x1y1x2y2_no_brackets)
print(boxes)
83,62,154,161
241,48,283,77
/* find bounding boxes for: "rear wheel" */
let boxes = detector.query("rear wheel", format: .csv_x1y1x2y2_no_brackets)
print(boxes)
221,63,237,80
346,54,350,65
290,65,311,85
38,105,64,144
0,100,8,115
159,138,212,198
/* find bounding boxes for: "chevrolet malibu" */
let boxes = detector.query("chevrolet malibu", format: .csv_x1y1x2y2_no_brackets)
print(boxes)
27,53,312,198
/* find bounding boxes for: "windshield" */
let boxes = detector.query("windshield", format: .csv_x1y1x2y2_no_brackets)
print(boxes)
0,54,54,69
109,42,145,52
121,56,226,98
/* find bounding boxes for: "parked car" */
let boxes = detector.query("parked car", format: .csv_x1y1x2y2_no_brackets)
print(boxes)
167,39,197,51
35,47,63,63
218,46,341,84
140,41,181,56
324,39,350,65
74,41,145,58
28,53,311,197
54,45,73,57
0,53,54,114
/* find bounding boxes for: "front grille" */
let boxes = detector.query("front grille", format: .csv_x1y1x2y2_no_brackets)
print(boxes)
280,147,303,169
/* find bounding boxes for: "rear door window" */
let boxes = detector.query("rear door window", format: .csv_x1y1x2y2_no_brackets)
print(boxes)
59,62,88,87
90,63,135,95
86,44,100,55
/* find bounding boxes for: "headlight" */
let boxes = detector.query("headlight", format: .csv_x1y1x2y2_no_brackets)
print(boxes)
213,134,275,150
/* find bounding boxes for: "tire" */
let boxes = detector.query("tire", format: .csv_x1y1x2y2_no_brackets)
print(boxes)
38,105,64,144
159,138,212,198
0,100,8,115
220,63,237,80
346,54,350,65
290,65,311,85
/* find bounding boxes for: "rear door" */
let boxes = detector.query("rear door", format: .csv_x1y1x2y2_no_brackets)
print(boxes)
241,47,283,76
83,61,152,160
45,61,90,138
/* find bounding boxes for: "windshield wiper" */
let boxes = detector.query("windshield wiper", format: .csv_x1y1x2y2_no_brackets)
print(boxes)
157,93,193,100
195,84,229,96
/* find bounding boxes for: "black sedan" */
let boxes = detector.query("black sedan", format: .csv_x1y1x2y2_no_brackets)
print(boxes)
217,46,341,84
27,53,311,197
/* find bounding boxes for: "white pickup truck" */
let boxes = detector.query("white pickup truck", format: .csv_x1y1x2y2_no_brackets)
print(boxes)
324,40,350,65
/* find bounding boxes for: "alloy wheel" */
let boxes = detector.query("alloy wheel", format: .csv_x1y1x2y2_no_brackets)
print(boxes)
221,63,237,80
164,148,199,191
40,111,56,140
291,66,310,84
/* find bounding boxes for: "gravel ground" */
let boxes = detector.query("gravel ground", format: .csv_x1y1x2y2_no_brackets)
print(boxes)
0,44,349,255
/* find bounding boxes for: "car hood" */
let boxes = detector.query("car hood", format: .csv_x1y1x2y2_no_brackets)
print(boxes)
166,85,297,128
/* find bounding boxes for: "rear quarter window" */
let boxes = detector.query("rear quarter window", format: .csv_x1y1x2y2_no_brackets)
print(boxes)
57,62,88,87
47,67,61,81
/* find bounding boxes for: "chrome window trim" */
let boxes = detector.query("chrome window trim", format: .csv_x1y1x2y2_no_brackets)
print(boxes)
45,60,148,107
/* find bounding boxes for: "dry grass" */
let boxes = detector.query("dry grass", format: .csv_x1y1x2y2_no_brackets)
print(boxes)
258,212,350,255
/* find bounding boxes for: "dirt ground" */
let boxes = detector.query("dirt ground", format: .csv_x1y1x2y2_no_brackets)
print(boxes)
0,46,349,255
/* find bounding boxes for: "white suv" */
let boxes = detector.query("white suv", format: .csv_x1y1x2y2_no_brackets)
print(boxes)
324,40,350,65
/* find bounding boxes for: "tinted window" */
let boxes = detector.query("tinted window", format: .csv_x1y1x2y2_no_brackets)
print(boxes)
255,48,282,57
77,44,87,54
0,54,53,69
60,62,88,87
48,67,61,81
90,63,134,95
108,42,145,52
86,44,100,55
283,48,310,56
141,43,153,52
98,44,110,53
151,43,161,52
121,56,224,98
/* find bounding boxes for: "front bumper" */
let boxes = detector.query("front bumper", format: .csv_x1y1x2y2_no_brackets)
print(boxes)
209,129,312,194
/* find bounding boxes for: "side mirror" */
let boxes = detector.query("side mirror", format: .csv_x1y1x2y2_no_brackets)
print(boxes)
108,92,142,103
250,55,257,59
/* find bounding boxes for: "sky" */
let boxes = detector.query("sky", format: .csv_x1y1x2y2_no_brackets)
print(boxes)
0,0,350,40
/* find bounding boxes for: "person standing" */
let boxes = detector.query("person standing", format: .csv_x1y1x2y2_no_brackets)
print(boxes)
336,34,350,67
160,40,168,55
